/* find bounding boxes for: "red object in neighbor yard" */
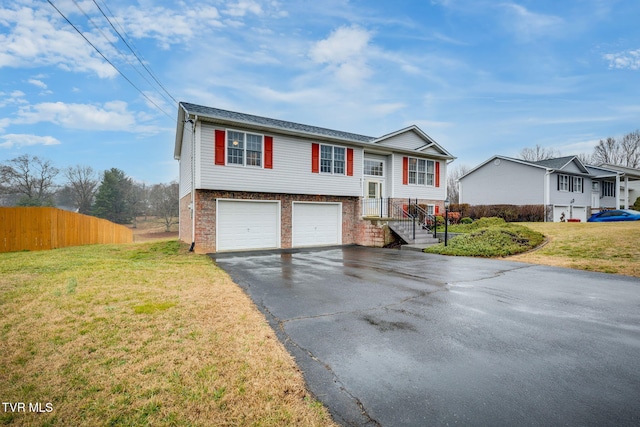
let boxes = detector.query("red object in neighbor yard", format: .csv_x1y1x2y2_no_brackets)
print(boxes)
567,218,581,222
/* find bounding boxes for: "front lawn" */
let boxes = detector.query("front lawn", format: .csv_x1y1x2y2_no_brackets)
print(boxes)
510,221,640,277
0,241,336,426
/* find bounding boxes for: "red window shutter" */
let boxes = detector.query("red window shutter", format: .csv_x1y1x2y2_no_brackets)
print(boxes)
435,161,440,187
264,136,273,169
215,130,225,165
347,148,354,176
311,143,319,173
435,205,440,214
402,157,409,185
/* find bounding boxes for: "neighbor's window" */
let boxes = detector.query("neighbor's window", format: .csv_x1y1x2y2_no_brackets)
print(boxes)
558,174,570,192
572,176,583,193
320,144,346,175
602,181,616,197
408,157,434,186
364,159,384,176
227,130,262,167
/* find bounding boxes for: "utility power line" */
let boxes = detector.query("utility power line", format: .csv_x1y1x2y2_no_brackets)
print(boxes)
47,0,177,121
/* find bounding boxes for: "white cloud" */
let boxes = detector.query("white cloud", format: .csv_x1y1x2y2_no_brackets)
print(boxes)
500,3,564,41
604,49,640,70
223,0,263,17
0,133,61,149
309,25,373,85
119,5,222,49
28,78,47,89
0,4,117,78
12,101,157,133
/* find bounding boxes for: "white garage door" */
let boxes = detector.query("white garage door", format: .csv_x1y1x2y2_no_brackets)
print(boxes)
553,205,587,222
217,200,280,251
292,202,342,247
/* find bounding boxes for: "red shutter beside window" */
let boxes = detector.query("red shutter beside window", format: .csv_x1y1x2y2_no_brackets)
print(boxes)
402,157,409,185
311,143,319,173
435,205,440,214
347,148,354,176
264,136,273,169
435,161,440,187
215,130,225,166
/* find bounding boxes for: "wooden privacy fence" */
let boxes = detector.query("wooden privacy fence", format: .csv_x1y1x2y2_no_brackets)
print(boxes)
0,207,133,253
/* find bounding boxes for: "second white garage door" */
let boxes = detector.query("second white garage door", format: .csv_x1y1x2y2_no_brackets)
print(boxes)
217,200,280,251
292,202,342,247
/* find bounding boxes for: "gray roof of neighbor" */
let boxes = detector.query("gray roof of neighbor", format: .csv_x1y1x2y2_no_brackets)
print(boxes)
532,156,577,169
180,102,376,143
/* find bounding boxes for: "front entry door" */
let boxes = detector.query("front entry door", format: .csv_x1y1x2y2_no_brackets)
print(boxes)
364,180,385,216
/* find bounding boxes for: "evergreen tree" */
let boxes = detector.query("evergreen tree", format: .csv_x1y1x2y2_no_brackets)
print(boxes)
91,168,134,224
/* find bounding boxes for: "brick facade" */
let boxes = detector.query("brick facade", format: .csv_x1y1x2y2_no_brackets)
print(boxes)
179,191,440,253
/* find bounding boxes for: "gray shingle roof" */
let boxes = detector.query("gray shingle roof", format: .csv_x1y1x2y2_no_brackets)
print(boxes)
532,156,577,169
181,102,376,143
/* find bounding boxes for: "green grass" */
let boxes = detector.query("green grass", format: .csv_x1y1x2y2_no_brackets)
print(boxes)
0,240,336,427
425,217,545,257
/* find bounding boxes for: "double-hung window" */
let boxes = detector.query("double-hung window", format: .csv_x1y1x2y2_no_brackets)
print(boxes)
558,174,570,192
572,176,583,193
227,131,262,167
320,145,346,175
408,157,435,186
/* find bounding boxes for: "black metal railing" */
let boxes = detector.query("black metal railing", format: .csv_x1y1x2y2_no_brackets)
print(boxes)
362,198,438,240
361,197,391,217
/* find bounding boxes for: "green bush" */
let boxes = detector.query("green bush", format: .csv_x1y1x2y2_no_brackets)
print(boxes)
424,217,544,257
633,197,640,211
461,217,473,224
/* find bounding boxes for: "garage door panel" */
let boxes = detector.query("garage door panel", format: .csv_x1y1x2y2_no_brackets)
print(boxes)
217,201,279,251
293,203,341,247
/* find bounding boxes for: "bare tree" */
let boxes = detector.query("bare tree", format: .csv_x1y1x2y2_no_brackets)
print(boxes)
0,155,59,206
63,165,99,214
447,164,470,205
592,131,640,168
149,182,179,232
620,130,640,168
518,144,561,162
575,152,594,165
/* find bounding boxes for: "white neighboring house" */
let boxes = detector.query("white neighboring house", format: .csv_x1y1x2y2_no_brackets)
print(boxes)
458,155,640,222
174,102,455,252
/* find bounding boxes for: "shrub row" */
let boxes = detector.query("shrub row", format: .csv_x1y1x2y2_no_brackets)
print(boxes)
450,204,544,222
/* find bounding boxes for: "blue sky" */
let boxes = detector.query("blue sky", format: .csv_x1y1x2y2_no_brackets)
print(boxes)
1,0,639,184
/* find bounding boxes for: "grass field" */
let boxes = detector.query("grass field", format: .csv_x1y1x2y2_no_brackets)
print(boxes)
0,241,336,427
510,221,640,277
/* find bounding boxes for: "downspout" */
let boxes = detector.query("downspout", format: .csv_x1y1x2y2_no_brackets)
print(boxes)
189,115,198,252
544,169,552,222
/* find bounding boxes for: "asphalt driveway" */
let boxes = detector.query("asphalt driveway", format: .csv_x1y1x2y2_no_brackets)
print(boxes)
212,246,640,426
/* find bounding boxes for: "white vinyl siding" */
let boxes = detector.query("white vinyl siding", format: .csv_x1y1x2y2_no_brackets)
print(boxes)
376,131,427,151
392,154,446,200
459,158,544,205
178,121,194,199
199,123,361,196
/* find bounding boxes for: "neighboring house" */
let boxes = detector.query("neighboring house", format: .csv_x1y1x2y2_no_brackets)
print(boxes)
458,155,640,222
174,102,455,252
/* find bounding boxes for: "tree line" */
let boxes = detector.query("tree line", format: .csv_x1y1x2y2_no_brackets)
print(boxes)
0,154,178,231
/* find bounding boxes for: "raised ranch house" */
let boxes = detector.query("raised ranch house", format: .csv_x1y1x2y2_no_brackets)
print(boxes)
458,155,640,222
174,102,455,253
